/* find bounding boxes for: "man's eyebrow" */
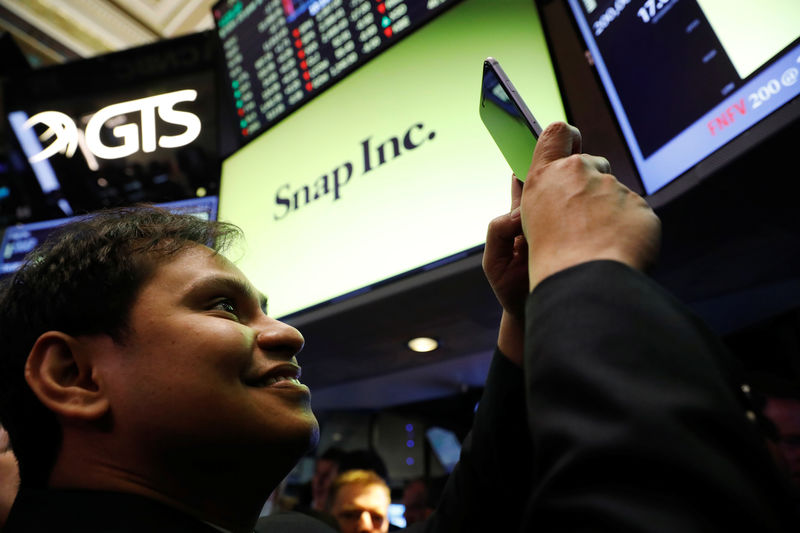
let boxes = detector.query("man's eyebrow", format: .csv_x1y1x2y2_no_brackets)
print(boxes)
338,505,365,512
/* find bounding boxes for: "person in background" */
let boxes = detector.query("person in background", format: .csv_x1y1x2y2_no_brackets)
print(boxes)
327,469,391,533
737,373,800,500
400,478,431,527
764,394,800,487
311,447,345,513
338,449,389,483
256,448,345,532
401,475,447,528
0,426,18,529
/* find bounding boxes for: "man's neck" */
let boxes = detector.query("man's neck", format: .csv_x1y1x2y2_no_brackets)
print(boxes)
48,444,280,533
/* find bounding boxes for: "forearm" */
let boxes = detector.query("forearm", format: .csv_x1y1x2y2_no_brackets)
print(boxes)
425,349,531,533
496,311,524,367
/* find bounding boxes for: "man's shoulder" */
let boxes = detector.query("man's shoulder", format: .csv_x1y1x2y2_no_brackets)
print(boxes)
4,488,222,533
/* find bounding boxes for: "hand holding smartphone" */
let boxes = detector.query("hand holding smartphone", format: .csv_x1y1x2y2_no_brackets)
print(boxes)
479,57,542,181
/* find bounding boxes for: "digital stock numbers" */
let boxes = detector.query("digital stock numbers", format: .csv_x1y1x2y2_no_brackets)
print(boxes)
214,0,460,140
590,0,676,36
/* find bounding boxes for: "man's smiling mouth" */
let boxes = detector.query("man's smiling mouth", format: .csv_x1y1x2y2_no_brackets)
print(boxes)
245,363,305,388
249,375,303,387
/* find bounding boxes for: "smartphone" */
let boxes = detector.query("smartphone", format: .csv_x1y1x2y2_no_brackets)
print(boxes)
479,57,542,181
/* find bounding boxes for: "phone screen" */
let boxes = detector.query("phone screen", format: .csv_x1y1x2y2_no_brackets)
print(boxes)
480,61,539,181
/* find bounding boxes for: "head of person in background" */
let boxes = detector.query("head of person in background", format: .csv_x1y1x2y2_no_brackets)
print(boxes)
338,449,389,482
311,447,345,512
748,374,800,490
401,476,445,526
763,394,800,487
327,469,391,533
0,206,320,532
0,425,19,528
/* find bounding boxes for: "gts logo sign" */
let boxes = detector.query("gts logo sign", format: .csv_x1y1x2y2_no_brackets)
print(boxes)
21,89,201,164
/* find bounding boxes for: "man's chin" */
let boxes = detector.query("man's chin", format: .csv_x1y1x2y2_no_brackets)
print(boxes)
288,413,320,455
307,417,321,450
271,413,320,457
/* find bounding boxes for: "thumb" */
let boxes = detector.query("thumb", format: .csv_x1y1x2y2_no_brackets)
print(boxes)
530,122,582,168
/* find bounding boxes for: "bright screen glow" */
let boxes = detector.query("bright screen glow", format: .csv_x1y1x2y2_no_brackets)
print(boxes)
388,503,406,528
567,0,800,195
219,0,564,318
425,426,461,473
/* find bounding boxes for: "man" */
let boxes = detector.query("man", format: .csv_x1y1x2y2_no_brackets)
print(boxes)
310,447,344,512
765,395,800,487
424,122,799,531
0,426,18,528
0,208,331,532
401,478,434,527
0,122,795,532
327,469,391,533
257,447,344,531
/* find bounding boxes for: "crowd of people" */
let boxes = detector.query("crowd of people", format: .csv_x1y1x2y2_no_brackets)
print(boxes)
265,446,444,532
0,123,797,531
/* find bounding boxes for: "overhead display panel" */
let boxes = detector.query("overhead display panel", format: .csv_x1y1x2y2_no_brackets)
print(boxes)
218,0,565,318
566,0,800,197
214,0,462,142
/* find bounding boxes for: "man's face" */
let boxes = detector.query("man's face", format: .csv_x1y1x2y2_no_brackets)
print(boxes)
765,397,800,484
402,480,430,525
330,483,390,533
0,427,18,528
311,458,339,508
93,244,319,476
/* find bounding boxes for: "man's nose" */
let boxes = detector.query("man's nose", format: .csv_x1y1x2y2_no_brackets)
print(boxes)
256,317,305,358
357,511,374,532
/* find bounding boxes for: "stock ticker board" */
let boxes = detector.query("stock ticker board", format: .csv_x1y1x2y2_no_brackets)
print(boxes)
214,0,460,141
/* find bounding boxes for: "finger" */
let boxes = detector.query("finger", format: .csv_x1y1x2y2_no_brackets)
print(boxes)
581,154,611,174
513,233,528,258
510,175,523,211
531,122,582,168
485,208,524,262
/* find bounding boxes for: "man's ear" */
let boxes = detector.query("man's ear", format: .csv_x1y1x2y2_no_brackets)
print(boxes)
24,331,110,421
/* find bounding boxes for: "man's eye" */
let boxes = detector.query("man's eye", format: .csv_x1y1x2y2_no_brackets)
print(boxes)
212,299,237,315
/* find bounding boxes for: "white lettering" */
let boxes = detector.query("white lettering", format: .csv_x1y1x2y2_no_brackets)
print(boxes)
155,91,202,150
23,111,79,162
23,89,201,163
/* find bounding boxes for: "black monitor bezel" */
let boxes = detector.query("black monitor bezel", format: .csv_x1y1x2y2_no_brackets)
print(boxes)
535,0,800,209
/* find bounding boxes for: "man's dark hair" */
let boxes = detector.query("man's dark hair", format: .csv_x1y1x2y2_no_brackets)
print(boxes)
338,449,388,481
0,206,241,488
318,446,345,464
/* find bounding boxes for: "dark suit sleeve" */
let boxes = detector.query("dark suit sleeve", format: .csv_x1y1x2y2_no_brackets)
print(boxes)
521,260,798,532
423,348,533,533
255,510,338,532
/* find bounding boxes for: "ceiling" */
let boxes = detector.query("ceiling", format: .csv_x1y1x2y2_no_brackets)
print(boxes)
0,0,217,66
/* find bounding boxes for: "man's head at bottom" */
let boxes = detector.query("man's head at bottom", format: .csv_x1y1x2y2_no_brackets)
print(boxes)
0,206,319,529
328,469,391,533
